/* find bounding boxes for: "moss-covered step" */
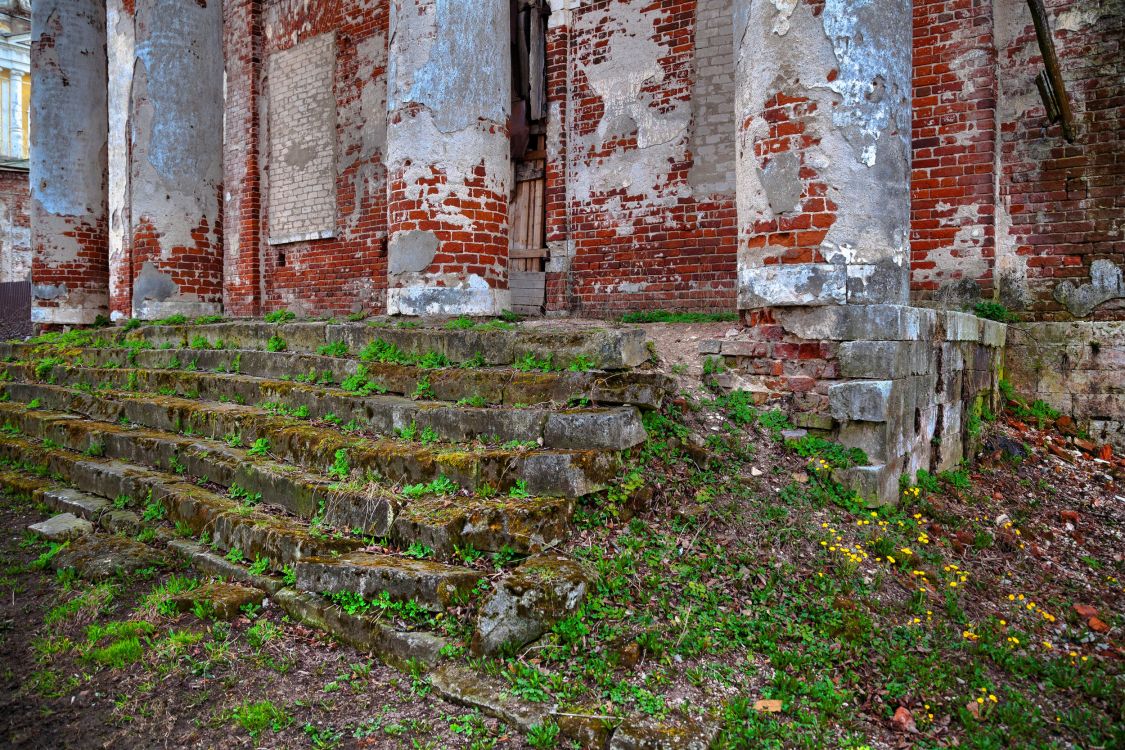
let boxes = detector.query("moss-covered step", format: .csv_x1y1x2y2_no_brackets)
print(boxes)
295,552,481,612
101,320,650,370
0,381,619,498
0,342,671,410
0,398,573,555
0,433,362,570
3,361,647,451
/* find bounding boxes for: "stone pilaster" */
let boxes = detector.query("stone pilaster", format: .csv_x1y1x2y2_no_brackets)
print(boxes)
30,0,109,326
129,0,224,320
734,0,912,309
385,0,511,316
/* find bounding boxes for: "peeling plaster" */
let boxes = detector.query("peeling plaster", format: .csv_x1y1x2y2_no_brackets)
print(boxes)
569,0,691,211
131,0,224,255
735,0,911,306
1054,260,1125,318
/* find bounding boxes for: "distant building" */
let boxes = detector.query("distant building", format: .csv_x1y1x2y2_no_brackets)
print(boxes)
0,0,30,286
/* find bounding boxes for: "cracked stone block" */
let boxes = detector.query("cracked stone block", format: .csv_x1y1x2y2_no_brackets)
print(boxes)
170,582,265,621
472,554,590,656
828,380,894,423
29,513,93,542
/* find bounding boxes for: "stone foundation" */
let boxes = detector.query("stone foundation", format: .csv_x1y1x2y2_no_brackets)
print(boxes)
1005,321,1125,449
704,305,1005,504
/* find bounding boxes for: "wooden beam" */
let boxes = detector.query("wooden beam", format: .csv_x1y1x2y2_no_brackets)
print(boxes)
1026,0,1075,142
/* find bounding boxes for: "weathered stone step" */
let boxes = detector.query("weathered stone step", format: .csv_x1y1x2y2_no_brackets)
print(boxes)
112,320,650,370
0,433,362,570
0,397,572,554
0,382,619,498
296,552,481,612
3,360,646,450
0,341,669,410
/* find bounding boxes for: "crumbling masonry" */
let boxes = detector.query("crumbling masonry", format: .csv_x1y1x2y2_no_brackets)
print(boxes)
24,0,1125,502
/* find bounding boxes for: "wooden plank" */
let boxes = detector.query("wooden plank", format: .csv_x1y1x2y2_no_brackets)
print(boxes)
510,271,546,290
510,246,547,259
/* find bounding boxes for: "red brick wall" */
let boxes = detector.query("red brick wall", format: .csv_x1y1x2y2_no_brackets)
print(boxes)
910,0,997,305
911,0,1125,321
222,0,262,318
997,0,1125,321
0,169,31,283
545,0,737,315
257,0,388,317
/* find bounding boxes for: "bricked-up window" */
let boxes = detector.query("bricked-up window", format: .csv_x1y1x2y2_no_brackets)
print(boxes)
267,33,338,245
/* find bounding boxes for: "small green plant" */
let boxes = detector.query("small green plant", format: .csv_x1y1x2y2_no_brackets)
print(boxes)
972,301,1018,323
568,355,596,372
317,341,349,357
514,352,553,372
226,547,245,564
264,309,296,324
156,313,188,326
412,377,434,400
26,398,41,410
189,335,211,350
142,497,165,522
248,556,270,576
527,721,560,748
266,335,287,353
419,426,440,445
84,441,106,458
445,316,476,330
456,394,488,408
418,351,451,369
248,438,270,457
224,432,243,448
112,494,132,510
403,541,434,560
327,448,351,481
509,480,531,499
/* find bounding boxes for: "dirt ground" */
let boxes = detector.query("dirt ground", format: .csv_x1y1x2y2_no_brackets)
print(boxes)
0,498,531,750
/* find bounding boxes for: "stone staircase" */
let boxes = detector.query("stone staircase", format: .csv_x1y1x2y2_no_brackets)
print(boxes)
0,318,675,740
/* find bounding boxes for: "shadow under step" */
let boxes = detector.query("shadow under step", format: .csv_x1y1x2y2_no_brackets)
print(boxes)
111,320,650,370
5,343,673,411
0,399,573,555
3,361,646,451
296,552,482,612
0,382,619,498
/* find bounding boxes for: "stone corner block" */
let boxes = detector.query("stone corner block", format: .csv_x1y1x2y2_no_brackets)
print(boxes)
828,380,894,423
944,311,984,342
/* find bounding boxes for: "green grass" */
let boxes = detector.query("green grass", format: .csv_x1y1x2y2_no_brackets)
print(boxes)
231,699,292,740
620,309,738,324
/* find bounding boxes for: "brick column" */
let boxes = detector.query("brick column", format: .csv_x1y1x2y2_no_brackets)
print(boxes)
30,0,109,326
106,0,135,321
385,0,511,316
734,0,912,310
129,0,224,320
222,0,263,318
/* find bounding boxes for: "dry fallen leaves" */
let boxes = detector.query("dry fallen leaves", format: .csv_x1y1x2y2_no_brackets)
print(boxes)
753,699,783,713
1073,603,1098,619
891,706,917,734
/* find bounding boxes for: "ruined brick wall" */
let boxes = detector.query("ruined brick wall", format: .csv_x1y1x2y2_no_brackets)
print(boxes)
0,169,30,283
256,0,388,317
545,0,737,314
910,0,1125,322
910,0,998,308
222,0,263,318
